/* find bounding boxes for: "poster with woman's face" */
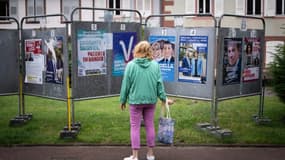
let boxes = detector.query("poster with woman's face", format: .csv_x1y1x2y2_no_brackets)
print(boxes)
178,36,208,84
243,38,261,82
149,35,176,82
223,38,242,85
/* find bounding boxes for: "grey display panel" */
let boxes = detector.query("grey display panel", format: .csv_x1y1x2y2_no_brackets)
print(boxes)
216,28,263,100
71,22,141,99
145,27,215,100
22,28,68,99
0,29,19,95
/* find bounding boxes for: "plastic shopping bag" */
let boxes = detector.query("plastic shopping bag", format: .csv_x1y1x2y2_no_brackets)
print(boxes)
157,99,175,144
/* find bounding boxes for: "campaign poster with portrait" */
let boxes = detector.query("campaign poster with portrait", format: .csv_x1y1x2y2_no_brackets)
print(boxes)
149,35,176,82
77,29,107,77
178,36,208,84
243,37,261,82
112,32,137,76
45,36,64,84
223,38,242,85
24,39,44,84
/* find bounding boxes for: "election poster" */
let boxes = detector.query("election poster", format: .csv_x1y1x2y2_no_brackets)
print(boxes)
112,32,137,76
149,35,176,82
24,39,44,84
45,36,64,84
178,36,208,84
223,38,242,85
243,37,261,82
77,29,107,77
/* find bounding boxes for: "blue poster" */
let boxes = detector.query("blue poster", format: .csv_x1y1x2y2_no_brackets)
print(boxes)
113,32,137,76
149,35,176,82
178,36,208,84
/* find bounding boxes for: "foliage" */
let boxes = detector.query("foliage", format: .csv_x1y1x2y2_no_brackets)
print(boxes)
269,44,285,103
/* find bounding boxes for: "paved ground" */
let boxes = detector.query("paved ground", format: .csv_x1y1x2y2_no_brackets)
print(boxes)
1,145,285,160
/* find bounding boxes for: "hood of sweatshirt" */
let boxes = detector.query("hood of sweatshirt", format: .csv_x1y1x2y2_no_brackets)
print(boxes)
133,58,151,68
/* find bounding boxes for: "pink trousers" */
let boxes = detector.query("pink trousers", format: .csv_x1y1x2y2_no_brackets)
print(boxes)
129,104,156,149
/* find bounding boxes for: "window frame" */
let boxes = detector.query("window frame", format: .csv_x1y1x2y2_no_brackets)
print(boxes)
136,0,152,17
276,0,285,15
60,0,81,22
0,0,9,23
246,0,262,16
109,0,121,15
198,0,211,14
25,0,46,23
0,0,9,17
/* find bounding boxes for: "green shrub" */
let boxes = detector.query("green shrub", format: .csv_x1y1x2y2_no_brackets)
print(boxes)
269,44,285,102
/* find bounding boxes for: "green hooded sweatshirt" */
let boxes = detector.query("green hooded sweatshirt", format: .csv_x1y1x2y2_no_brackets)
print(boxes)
120,58,167,105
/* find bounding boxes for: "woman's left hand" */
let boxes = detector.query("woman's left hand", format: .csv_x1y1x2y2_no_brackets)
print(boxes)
121,103,126,111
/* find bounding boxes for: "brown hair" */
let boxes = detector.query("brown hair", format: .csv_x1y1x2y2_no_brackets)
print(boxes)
133,41,153,60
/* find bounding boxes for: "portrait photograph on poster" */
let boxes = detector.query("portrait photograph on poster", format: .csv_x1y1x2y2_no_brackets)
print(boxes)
222,38,242,85
149,35,176,82
178,36,208,84
243,37,261,82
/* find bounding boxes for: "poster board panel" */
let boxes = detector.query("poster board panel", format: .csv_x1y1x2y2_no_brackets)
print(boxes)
0,30,19,95
71,22,141,99
216,28,263,100
145,27,215,100
22,28,68,99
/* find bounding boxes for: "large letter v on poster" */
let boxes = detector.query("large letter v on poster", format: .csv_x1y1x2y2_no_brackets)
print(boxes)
119,35,134,62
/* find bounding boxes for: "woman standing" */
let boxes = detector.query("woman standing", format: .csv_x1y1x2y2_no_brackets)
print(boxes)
120,41,173,160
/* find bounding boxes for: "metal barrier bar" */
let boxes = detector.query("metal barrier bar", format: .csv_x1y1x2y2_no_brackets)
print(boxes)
71,7,142,24
145,13,215,26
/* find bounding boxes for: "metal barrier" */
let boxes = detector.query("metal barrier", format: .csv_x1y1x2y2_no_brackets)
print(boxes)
0,16,23,125
65,7,143,138
16,14,75,138
216,14,270,126
144,14,216,100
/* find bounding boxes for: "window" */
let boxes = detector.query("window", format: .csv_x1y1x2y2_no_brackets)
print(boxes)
199,0,211,14
276,0,285,15
109,0,121,15
136,0,151,16
26,0,46,22
61,0,80,21
0,0,8,20
246,0,262,15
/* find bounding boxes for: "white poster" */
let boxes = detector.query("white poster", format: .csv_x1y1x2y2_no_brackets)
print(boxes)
77,30,107,76
24,39,44,84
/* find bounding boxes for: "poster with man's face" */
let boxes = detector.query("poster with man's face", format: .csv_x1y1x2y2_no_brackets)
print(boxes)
222,38,242,85
149,35,176,82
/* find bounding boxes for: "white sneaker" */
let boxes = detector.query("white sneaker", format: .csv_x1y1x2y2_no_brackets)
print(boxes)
124,155,138,160
146,155,155,160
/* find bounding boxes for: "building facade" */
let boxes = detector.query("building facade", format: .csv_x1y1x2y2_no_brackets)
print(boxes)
0,0,284,65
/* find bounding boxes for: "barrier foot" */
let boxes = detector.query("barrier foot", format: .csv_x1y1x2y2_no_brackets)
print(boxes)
213,129,232,138
63,124,81,131
9,114,33,126
59,130,78,139
21,113,33,120
9,117,27,126
196,122,232,138
252,115,271,125
196,122,211,131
